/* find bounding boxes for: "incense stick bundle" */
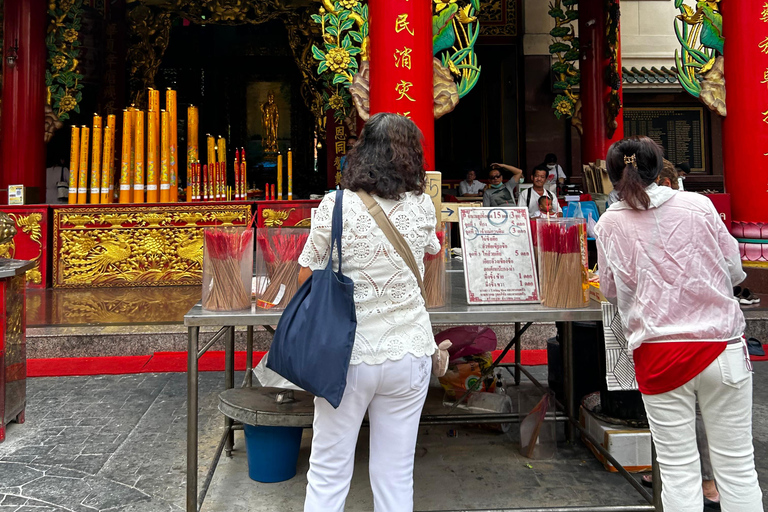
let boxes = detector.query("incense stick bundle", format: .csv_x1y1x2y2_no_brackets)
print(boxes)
256,229,309,308
202,227,254,311
423,229,446,308
537,219,588,309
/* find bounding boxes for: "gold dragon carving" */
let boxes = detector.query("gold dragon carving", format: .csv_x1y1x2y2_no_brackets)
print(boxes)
54,205,249,287
0,213,43,285
262,208,296,227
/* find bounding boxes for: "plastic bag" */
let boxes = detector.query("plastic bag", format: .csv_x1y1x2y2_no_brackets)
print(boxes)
572,201,584,219
520,391,557,459
253,352,304,391
435,326,497,364
587,212,597,239
438,352,497,398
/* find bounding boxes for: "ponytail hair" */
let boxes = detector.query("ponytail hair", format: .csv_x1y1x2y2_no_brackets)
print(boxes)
606,136,664,210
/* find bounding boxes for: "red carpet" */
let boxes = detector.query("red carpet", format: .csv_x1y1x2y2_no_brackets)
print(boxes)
26,349,549,378
749,345,768,362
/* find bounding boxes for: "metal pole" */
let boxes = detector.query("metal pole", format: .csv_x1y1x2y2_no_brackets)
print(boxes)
651,442,663,511
224,326,235,457
246,326,254,387
186,326,199,512
561,322,576,442
514,322,521,385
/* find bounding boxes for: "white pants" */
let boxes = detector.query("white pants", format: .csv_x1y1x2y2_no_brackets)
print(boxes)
642,342,763,512
304,354,431,512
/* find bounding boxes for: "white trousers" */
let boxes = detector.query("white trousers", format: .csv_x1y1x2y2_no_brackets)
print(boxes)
642,342,763,512
304,354,431,512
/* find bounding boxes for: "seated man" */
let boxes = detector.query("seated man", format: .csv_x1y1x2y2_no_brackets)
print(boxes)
519,167,561,217
458,170,486,197
483,163,523,207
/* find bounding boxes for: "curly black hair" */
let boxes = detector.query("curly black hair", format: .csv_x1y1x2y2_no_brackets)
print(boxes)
340,113,426,200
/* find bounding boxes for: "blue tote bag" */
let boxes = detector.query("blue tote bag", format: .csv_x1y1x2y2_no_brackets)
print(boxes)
267,190,357,408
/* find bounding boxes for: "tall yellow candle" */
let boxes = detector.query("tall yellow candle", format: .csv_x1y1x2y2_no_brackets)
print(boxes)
133,110,145,203
167,89,178,202
105,114,117,203
90,115,103,204
277,152,283,200
78,126,90,204
68,126,80,204
160,110,171,203
287,148,293,200
217,136,226,164
187,106,199,195
100,126,112,203
207,134,215,169
148,88,160,193
119,110,132,203
147,110,158,203
128,105,136,191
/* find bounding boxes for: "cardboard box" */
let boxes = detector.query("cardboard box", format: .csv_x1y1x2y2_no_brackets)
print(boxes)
580,406,651,473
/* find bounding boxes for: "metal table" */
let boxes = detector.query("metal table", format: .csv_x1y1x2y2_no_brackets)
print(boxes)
187,271,768,512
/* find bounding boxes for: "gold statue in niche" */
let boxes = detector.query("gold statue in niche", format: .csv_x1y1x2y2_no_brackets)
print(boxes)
261,91,279,153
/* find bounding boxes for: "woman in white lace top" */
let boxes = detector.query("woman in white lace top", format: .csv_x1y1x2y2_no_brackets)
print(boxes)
299,113,440,512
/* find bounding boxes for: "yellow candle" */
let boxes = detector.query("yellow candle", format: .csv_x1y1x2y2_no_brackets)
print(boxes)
78,126,90,204
207,134,215,169
68,126,80,204
119,110,132,204
161,110,171,203
217,136,226,164
105,114,117,203
147,110,158,203
90,115,103,204
101,126,112,203
148,88,160,193
277,152,283,200
128,105,136,192
133,110,145,203
288,149,293,200
167,89,178,202
240,149,247,200
187,106,199,196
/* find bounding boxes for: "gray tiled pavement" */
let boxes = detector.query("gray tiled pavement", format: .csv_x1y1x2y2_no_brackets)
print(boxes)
2,366,767,511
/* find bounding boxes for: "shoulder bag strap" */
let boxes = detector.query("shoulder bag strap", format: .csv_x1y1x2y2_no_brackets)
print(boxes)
329,189,344,272
355,190,427,303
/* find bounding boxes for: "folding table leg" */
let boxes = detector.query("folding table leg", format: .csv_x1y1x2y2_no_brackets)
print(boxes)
514,322,521,385
560,321,576,442
187,326,199,512
652,442,663,511
224,326,235,457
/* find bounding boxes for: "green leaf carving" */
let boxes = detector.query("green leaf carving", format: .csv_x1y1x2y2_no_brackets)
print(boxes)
433,4,458,55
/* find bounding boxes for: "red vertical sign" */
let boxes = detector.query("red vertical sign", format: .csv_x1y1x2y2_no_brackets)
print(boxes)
369,0,435,170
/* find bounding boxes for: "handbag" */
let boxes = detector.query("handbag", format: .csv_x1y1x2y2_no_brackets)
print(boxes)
267,190,357,408
355,190,451,377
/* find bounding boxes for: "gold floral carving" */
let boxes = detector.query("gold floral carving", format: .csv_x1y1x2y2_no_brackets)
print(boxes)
0,213,44,285
262,208,296,227
53,204,250,288
479,0,518,38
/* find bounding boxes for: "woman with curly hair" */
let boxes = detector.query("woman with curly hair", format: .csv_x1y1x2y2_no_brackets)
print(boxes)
298,113,441,512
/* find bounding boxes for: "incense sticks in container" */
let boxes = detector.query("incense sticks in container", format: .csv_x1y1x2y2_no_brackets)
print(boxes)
536,218,589,308
423,225,447,308
202,225,254,311
255,228,309,309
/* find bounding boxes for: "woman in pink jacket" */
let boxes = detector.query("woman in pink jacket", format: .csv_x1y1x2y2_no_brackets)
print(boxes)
594,136,763,512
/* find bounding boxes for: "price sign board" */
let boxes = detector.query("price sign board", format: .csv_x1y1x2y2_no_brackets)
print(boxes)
458,207,540,304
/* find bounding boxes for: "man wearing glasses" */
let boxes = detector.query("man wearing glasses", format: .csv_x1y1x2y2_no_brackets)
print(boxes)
483,163,523,207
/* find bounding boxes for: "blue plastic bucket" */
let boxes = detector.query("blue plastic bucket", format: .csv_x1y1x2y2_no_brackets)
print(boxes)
243,424,304,483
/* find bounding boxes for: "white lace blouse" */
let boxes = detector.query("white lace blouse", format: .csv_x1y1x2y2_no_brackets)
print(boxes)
298,190,441,365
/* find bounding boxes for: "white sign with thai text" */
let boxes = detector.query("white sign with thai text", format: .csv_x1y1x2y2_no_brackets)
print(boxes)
458,207,540,304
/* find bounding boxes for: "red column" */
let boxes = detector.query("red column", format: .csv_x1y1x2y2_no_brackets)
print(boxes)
1,0,47,203
722,3,768,232
578,0,624,164
368,0,435,170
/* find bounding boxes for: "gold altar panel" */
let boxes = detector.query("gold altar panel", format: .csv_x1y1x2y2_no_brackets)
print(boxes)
52,204,251,288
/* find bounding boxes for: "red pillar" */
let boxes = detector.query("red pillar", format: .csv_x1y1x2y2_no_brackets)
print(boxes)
368,0,435,170
722,3,768,239
1,0,47,203
578,0,624,164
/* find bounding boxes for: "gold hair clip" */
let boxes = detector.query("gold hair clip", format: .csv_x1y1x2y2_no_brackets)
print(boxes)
624,154,637,166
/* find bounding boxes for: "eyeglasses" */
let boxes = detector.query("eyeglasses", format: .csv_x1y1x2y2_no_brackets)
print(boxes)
489,174,502,179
